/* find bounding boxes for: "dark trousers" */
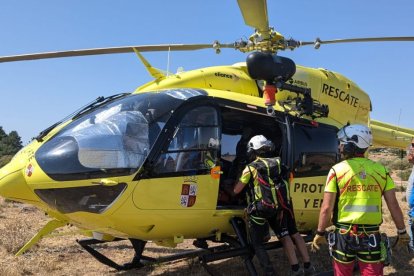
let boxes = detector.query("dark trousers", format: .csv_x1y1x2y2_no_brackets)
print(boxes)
248,212,280,276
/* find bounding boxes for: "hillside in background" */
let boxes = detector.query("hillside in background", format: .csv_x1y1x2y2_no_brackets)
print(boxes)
0,149,413,275
371,147,412,186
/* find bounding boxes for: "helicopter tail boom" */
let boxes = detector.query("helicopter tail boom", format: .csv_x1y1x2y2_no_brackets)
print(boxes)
370,119,414,149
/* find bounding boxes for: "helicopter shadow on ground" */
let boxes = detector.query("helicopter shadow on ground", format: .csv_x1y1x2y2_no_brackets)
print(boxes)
111,238,336,275
112,244,272,276
114,245,336,276
84,239,246,276
114,258,251,276
384,236,414,276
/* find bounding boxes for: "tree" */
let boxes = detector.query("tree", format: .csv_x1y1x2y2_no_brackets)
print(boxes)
0,127,23,167
3,131,22,155
0,126,6,140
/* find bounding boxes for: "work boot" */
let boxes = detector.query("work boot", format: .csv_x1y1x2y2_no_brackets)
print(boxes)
289,269,302,276
303,265,316,276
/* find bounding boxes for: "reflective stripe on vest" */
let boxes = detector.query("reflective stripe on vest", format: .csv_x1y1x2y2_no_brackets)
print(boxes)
343,205,380,213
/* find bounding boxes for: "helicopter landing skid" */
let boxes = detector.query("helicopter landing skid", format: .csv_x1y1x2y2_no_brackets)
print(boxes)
77,237,213,271
77,223,313,274
76,238,153,270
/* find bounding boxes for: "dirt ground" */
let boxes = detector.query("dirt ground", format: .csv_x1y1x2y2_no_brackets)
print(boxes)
0,152,413,275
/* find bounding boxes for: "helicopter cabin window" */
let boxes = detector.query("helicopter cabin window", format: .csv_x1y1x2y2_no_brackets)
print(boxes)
153,106,220,174
292,121,339,177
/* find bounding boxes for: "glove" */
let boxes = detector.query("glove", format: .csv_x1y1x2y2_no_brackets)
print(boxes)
394,231,410,249
311,233,327,253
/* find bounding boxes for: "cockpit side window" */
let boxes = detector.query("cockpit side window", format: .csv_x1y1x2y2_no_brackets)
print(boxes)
153,106,220,174
292,122,339,177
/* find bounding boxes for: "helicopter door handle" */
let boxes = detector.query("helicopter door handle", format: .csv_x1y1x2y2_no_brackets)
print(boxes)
210,166,223,179
92,179,118,186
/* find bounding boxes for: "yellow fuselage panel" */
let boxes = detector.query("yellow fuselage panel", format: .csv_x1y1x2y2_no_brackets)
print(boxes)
290,175,326,231
106,209,242,240
136,65,260,97
64,202,242,240
277,65,371,126
23,171,242,240
132,176,218,210
136,64,372,128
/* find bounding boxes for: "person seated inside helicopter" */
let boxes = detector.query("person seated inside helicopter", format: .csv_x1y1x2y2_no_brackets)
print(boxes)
175,134,218,171
154,106,219,173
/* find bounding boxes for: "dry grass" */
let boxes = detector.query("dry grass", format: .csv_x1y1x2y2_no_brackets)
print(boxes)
0,151,413,275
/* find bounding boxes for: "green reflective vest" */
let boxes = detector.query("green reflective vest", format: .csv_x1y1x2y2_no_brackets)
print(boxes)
325,157,395,225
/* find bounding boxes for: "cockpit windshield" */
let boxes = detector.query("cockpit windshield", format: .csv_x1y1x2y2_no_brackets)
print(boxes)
36,89,206,180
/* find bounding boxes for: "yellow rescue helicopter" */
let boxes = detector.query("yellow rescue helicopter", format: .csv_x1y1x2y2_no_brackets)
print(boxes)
1,0,414,274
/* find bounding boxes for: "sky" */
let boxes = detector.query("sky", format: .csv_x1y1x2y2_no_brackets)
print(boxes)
1,0,414,144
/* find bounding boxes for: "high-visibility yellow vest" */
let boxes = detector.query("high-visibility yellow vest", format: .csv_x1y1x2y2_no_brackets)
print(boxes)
325,157,395,225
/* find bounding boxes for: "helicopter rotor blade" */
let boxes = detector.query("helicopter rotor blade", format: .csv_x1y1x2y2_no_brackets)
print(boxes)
0,43,236,63
237,0,269,33
299,36,414,49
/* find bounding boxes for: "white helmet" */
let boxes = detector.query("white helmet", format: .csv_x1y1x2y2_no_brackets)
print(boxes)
248,135,274,151
337,124,372,149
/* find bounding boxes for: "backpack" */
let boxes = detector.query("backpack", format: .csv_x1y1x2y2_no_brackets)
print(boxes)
247,158,291,216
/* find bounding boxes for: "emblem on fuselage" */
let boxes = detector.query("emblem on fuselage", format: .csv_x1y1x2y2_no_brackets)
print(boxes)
180,183,197,207
25,164,34,177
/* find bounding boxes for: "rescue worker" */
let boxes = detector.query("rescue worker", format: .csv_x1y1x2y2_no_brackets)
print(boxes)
311,124,410,276
233,135,312,276
405,138,414,252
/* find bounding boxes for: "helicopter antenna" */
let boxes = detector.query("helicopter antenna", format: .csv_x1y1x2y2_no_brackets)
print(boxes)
167,46,171,77
397,108,402,131
397,108,403,188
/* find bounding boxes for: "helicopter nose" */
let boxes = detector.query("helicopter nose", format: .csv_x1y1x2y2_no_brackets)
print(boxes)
0,162,39,203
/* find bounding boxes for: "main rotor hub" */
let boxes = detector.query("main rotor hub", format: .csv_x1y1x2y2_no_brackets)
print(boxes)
234,28,299,53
